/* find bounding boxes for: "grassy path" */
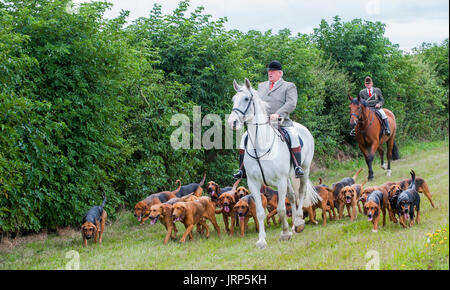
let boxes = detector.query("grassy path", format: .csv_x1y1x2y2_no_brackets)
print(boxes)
0,141,448,270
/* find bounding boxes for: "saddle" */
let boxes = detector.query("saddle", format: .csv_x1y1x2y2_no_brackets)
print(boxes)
369,108,386,139
242,127,303,167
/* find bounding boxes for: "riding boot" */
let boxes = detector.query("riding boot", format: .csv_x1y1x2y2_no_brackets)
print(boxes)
292,147,304,177
383,118,391,136
233,150,246,179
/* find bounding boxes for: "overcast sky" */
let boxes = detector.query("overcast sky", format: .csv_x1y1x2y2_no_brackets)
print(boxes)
73,0,449,52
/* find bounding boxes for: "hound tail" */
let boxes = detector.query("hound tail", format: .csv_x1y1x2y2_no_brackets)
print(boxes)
198,171,207,187
360,179,368,189
352,168,364,182
409,170,416,191
100,193,107,209
173,179,182,194
232,178,241,191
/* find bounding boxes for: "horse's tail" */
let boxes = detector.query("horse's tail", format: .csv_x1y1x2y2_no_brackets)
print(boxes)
303,179,322,208
392,141,400,160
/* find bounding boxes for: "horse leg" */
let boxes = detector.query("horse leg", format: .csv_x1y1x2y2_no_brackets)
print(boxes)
287,178,300,233
247,179,267,249
364,153,375,181
293,172,309,233
367,143,380,180
277,178,292,241
378,146,386,170
358,143,374,181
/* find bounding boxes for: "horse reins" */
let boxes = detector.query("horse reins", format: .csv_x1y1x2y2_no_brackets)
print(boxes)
233,89,279,186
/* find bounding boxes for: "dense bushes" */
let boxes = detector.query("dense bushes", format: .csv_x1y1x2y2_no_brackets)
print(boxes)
0,0,448,233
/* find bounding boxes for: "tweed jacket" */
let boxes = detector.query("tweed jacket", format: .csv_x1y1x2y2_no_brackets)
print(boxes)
257,79,297,127
358,87,384,108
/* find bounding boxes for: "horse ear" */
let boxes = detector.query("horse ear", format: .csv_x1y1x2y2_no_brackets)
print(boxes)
233,80,240,92
348,95,353,101
244,78,252,90
357,95,361,102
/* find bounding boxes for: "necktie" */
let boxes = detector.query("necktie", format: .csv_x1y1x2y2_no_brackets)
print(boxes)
369,88,372,97
270,82,274,90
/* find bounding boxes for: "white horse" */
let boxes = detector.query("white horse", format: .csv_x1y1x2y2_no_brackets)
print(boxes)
227,78,321,249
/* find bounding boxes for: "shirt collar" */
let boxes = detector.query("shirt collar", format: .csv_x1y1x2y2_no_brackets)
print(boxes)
270,78,282,86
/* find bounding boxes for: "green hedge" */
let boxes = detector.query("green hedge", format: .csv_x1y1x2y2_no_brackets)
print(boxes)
0,0,448,233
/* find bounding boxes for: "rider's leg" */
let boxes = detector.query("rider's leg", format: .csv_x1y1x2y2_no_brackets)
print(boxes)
283,126,304,177
378,108,390,135
233,132,247,179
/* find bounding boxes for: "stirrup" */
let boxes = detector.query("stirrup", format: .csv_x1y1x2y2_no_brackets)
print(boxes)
349,129,356,136
295,166,304,177
233,169,246,179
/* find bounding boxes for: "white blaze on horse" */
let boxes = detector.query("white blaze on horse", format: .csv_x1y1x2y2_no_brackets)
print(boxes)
227,78,321,249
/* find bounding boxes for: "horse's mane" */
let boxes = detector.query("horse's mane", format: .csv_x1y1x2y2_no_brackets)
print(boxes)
351,98,369,108
237,85,268,115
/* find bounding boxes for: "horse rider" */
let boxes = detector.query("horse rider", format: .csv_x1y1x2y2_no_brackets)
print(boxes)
351,76,391,136
233,60,305,179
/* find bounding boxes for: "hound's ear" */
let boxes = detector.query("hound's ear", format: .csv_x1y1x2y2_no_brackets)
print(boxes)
244,78,252,90
338,190,344,200
217,195,224,205
233,79,240,92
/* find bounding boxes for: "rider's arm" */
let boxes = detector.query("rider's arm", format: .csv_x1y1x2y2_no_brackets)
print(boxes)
376,88,384,107
275,83,297,119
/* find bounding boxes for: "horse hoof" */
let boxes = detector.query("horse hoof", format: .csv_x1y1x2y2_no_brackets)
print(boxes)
280,232,293,241
294,224,305,233
386,170,392,177
256,239,267,249
372,229,378,233
381,164,387,170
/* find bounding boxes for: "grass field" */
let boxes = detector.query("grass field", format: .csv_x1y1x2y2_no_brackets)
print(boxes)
0,140,448,270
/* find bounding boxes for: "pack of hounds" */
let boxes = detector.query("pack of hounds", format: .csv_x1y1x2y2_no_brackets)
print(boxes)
81,169,436,246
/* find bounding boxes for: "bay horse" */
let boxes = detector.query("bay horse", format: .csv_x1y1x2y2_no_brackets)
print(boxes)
349,96,399,181
227,78,320,249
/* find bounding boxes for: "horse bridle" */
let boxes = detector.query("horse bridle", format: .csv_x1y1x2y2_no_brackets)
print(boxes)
232,89,254,118
350,105,362,123
351,104,375,134
231,88,279,185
